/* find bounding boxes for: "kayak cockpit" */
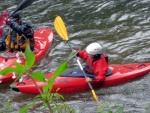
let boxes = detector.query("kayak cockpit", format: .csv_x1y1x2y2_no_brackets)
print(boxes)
60,68,112,78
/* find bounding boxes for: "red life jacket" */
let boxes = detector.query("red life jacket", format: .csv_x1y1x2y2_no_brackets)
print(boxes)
85,54,108,74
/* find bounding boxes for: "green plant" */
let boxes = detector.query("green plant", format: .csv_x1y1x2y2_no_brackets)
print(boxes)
0,99,12,113
97,104,125,113
145,103,150,113
0,45,76,113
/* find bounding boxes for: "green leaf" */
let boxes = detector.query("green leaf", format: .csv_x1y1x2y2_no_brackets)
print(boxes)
43,85,49,94
41,94,47,101
53,62,68,77
98,105,105,111
116,105,125,113
19,103,33,113
67,52,77,62
25,45,35,69
31,71,46,82
46,62,68,92
33,95,43,102
14,62,25,73
0,67,15,75
46,79,54,92
49,62,68,85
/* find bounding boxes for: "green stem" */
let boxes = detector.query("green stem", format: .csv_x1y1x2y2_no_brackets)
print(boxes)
30,76,43,94
45,97,53,113
28,71,53,112
26,69,43,95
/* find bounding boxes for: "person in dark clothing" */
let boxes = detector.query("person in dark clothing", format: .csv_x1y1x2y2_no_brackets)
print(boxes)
0,12,34,52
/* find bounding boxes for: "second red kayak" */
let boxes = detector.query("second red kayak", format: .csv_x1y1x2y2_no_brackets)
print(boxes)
0,27,54,84
12,62,150,94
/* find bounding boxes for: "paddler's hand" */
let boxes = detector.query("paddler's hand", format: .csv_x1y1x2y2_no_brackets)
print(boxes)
72,49,77,53
85,77,92,82
72,49,80,57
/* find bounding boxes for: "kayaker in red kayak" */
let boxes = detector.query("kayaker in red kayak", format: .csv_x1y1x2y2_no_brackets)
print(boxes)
0,12,35,52
73,42,109,83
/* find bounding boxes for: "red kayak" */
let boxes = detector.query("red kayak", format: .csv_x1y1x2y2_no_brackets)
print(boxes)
12,62,150,94
0,27,54,84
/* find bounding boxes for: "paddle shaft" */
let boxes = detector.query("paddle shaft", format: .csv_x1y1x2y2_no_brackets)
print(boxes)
67,41,98,101
9,0,36,17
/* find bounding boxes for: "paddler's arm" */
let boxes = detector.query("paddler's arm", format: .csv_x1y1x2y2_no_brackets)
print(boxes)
8,21,28,34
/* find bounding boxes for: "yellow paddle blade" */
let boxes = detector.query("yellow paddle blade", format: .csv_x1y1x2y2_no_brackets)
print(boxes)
91,90,99,101
54,16,69,41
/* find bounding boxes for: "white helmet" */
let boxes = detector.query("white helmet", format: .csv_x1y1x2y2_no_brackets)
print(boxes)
86,42,102,55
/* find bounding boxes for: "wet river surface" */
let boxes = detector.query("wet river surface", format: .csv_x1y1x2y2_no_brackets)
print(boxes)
0,0,150,113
